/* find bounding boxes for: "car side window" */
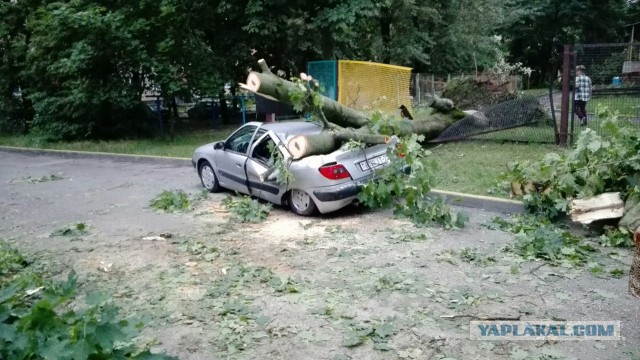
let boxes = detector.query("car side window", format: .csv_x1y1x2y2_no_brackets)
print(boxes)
251,135,277,165
225,126,257,154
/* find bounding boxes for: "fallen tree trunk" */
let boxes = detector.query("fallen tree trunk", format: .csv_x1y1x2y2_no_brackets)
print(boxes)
288,131,391,159
243,71,370,128
631,236,640,298
242,66,462,133
240,59,482,159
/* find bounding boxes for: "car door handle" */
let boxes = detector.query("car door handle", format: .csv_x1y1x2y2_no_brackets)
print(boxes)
236,163,242,167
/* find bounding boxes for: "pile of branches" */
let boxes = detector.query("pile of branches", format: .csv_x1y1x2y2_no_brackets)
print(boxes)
505,107,640,296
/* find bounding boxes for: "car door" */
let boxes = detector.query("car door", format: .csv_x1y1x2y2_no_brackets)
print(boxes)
245,131,288,204
214,125,261,194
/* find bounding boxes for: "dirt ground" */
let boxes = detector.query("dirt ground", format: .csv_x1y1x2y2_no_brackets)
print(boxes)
1,151,639,360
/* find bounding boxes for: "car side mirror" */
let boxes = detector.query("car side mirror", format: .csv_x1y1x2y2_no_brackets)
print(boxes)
213,142,224,150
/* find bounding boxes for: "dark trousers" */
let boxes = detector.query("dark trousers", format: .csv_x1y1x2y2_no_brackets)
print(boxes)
575,100,587,120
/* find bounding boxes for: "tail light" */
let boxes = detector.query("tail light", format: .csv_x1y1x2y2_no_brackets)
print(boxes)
319,163,351,180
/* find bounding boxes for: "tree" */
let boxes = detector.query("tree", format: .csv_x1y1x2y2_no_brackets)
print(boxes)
423,0,507,74
25,1,150,140
18,0,225,140
501,0,628,86
0,0,44,134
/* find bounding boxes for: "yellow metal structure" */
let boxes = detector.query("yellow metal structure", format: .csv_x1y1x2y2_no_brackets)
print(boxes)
338,60,413,113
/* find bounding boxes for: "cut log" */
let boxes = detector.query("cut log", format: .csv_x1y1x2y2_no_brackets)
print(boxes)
569,192,624,224
288,131,391,160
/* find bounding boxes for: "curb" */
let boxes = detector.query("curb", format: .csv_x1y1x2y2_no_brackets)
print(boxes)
0,146,524,214
430,189,524,214
0,146,192,166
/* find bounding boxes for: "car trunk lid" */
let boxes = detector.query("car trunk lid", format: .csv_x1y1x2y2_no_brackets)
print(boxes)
335,143,393,181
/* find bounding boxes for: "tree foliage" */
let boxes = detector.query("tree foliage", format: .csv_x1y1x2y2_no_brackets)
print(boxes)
503,107,640,219
501,0,629,85
0,0,636,139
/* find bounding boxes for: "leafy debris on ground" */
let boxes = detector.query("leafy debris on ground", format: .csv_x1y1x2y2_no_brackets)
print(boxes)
150,189,192,212
50,222,88,237
0,244,175,359
222,195,272,223
10,174,66,184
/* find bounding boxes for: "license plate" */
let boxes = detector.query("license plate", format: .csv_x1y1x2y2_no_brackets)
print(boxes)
358,154,390,171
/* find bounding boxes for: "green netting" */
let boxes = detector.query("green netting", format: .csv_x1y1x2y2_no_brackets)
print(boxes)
307,60,337,100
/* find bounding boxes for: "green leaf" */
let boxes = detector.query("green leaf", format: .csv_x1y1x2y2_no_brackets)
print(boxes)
342,331,364,347
94,323,127,351
0,323,18,342
373,342,394,351
85,291,110,306
609,268,625,278
373,322,395,338
70,339,93,360
587,139,602,152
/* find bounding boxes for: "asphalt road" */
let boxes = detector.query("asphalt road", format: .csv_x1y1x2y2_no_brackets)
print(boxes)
1,150,639,360
0,151,200,243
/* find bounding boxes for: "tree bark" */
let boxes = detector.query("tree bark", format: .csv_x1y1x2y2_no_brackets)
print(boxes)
243,71,369,128
288,131,391,159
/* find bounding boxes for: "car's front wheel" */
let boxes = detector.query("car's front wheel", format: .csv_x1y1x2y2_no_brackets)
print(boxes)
289,189,318,216
199,161,220,192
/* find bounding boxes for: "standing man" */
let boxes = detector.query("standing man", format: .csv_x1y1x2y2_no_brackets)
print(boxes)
574,65,592,126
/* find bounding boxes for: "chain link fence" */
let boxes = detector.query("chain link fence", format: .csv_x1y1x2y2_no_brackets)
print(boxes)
571,43,640,141
412,73,558,143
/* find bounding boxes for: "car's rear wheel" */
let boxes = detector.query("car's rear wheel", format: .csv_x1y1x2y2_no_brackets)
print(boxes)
199,161,220,192
289,189,317,216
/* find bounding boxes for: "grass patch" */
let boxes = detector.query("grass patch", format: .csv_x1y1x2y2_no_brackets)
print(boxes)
590,95,639,118
472,125,556,143
429,140,561,196
0,127,234,158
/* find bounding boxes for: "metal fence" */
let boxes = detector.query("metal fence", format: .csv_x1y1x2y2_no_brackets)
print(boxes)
410,73,559,144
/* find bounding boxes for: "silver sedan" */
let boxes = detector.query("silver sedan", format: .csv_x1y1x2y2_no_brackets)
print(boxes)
192,121,394,215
